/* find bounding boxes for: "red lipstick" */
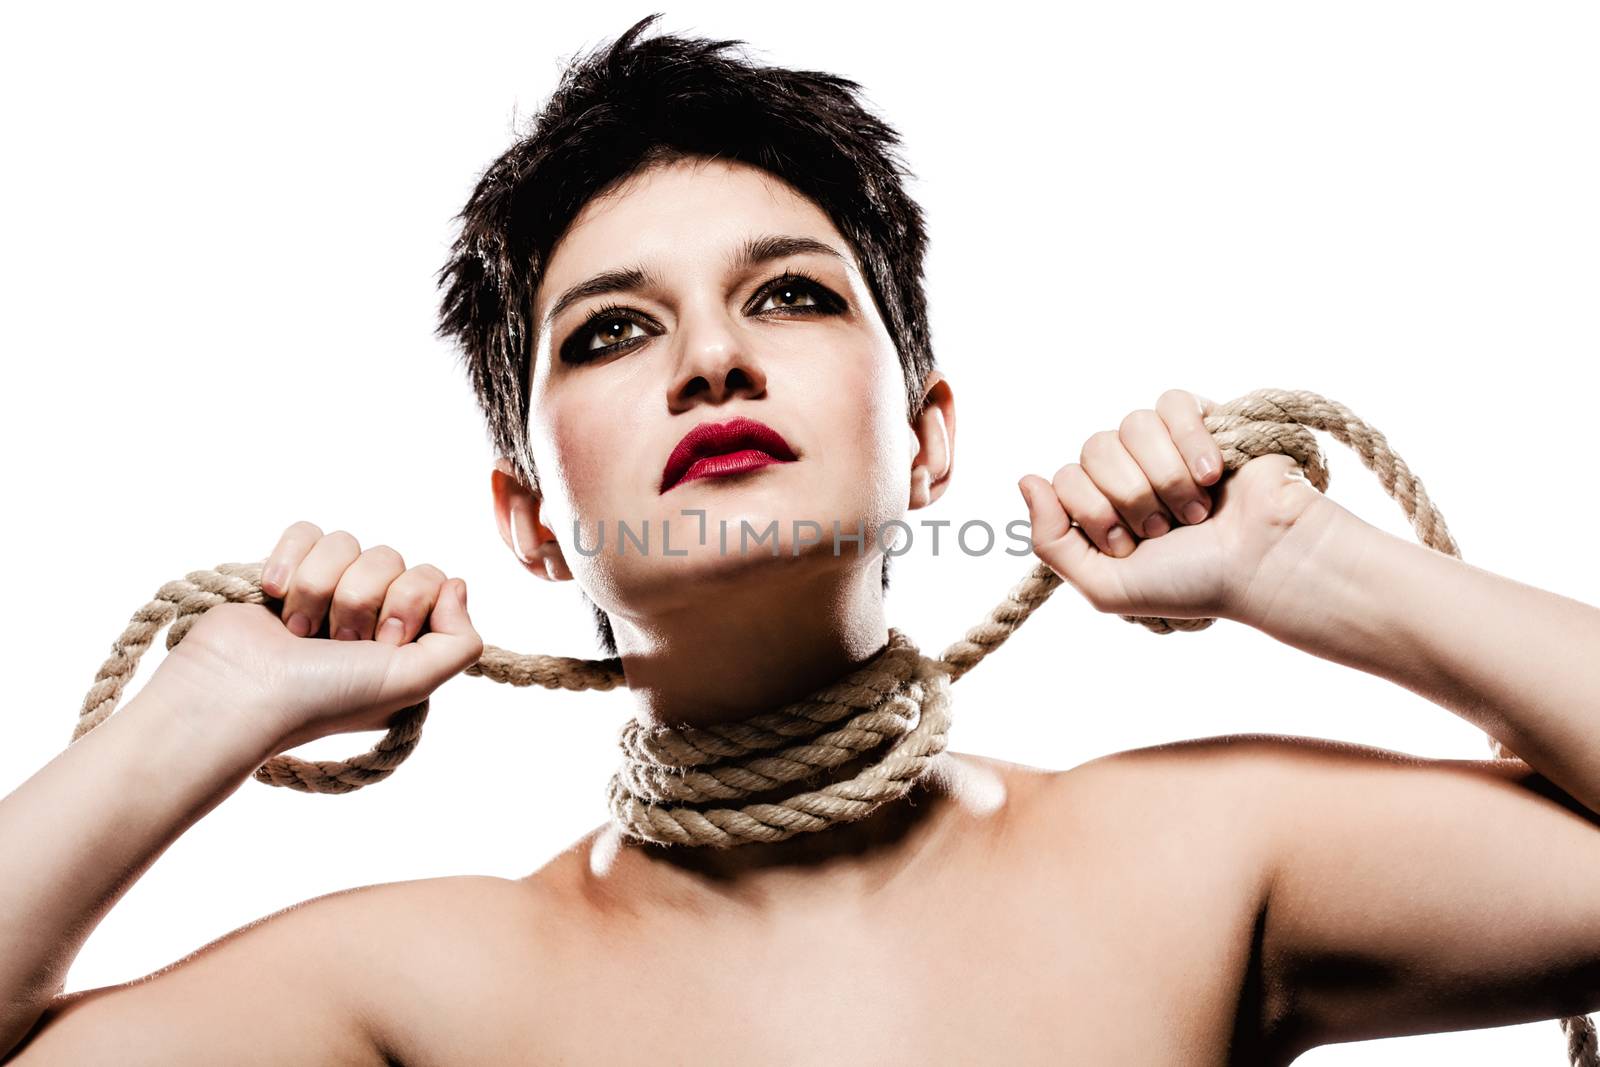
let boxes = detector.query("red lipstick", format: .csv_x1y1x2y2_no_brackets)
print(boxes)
660,416,798,493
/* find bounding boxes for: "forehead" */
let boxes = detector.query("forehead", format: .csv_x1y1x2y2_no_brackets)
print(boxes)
535,157,852,318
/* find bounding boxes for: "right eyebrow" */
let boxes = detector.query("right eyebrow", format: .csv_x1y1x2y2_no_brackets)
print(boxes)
542,265,663,330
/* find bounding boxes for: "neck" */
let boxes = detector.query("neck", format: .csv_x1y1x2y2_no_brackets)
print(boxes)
610,557,889,731
593,750,974,904
603,556,949,879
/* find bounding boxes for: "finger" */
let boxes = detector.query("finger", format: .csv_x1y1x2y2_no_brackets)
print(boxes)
262,520,323,598
373,564,449,647
391,578,485,692
1157,389,1224,487
1121,406,1211,529
280,530,361,639
328,545,407,641
1019,474,1096,580
1081,428,1171,541
1050,463,1132,558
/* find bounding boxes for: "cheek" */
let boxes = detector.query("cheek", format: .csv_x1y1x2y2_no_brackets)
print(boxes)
823,347,913,519
527,399,604,537
534,376,666,550
864,408,913,521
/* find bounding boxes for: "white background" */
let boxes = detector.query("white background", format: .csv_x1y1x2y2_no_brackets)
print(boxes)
2,2,1596,1062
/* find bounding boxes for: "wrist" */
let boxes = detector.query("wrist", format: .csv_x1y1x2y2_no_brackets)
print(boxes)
119,684,286,779
1222,495,1386,649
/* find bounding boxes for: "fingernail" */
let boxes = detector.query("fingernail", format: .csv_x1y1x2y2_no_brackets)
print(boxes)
1107,524,1131,553
1182,500,1209,525
287,611,313,638
335,626,359,641
263,563,288,595
378,616,405,645
1196,454,1218,480
1143,513,1170,538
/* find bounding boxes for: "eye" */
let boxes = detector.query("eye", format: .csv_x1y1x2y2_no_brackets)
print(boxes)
750,270,847,317
755,278,819,312
557,271,846,366
559,303,656,365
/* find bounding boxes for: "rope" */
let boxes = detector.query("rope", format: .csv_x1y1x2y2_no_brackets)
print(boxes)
65,387,1595,1064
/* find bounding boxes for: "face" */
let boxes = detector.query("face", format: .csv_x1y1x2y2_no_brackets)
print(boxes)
514,155,946,630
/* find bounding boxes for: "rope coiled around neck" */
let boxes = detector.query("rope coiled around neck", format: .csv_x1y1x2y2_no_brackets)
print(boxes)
66,387,1596,1064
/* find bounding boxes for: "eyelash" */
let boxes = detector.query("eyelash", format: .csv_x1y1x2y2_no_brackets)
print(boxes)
559,270,847,365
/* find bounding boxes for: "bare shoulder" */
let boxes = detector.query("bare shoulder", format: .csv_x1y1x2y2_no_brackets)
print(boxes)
1049,731,1600,1052
916,742,1281,897
325,872,579,1063
247,872,578,1066
1024,729,1470,819
1001,732,1296,832
1040,729,1545,833
994,733,1337,931
8,874,554,1066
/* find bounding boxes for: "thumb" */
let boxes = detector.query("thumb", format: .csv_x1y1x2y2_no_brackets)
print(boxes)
1018,475,1092,582
393,579,484,691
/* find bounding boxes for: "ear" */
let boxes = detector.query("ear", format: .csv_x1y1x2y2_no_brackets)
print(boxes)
491,457,573,582
908,370,955,510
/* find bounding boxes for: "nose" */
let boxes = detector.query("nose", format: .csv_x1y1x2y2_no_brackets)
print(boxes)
666,303,768,412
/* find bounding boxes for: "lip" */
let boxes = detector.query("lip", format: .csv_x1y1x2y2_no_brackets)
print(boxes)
660,416,799,493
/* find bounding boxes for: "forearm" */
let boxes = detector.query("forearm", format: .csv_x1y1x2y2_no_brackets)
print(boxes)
1245,505,1600,812
0,690,277,1059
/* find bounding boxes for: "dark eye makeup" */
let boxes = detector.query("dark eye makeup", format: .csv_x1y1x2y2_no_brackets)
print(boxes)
557,269,848,365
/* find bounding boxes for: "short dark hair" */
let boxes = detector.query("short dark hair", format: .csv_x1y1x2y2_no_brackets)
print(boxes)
437,13,935,655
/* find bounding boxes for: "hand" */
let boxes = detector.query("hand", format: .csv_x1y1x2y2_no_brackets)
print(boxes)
142,522,485,755
1018,389,1346,625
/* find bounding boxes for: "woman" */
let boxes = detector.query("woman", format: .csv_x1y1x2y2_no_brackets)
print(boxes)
4,14,1600,1065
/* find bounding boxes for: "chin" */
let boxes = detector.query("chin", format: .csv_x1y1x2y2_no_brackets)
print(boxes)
582,504,882,604
649,470,841,541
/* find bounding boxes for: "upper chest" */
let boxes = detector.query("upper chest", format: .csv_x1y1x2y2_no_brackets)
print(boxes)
383,782,1273,1067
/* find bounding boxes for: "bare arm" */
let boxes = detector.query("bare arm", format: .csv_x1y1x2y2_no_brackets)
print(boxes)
1076,735,1600,1057
0,688,349,1061
1228,507,1600,1049
1019,387,1600,1050
1245,505,1600,814
1256,737,1600,1050
0,680,524,1066
7,882,394,1066
0,523,481,1062
0,687,403,1062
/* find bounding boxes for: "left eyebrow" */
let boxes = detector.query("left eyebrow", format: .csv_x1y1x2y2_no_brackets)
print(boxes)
729,233,846,273
541,233,847,331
